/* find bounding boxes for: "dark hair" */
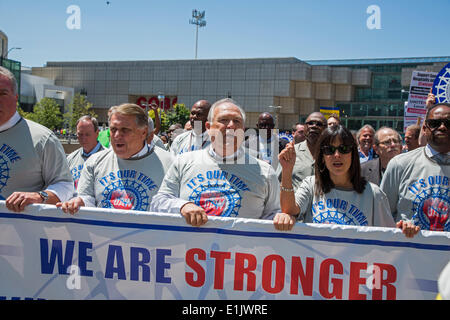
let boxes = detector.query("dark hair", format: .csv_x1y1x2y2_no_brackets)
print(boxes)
314,125,367,196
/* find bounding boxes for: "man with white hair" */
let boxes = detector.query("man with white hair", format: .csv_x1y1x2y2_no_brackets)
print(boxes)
151,98,281,226
0,66,73,211
58,103,173,213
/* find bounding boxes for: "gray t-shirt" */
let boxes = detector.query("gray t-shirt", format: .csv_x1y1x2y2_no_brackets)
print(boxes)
295,176,395,227
170,130,211,156
67,143,104,190
380,146,449,231
153,148,281,219
0,118,73,201
77,146,173,212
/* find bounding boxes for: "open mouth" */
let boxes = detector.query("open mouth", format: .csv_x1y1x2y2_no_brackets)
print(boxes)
331,161,344,168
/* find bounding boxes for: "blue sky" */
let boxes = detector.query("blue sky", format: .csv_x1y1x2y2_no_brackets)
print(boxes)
2,0,449,67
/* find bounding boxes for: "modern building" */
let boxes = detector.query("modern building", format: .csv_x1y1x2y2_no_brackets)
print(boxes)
30,56,449,131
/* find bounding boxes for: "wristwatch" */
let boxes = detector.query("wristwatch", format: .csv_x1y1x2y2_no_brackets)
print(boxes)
38,191,49,203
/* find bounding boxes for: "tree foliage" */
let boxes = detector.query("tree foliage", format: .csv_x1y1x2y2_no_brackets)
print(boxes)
24,97,63,131
64,93,98,132
153,103,190,132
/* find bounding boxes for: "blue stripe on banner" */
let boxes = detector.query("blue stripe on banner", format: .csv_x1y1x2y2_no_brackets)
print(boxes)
1,211,449,251
320,107,339,111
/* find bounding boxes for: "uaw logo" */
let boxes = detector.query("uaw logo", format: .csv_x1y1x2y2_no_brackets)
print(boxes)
411,186,449,232
311,198,369,226
0,154,10,200
101,179,150,211
71,164,83,190
189,183,242,217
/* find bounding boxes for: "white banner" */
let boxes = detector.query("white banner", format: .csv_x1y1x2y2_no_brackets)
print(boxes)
0,201,449,300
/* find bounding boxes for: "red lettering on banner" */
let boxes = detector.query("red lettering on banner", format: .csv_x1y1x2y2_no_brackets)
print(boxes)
234,253,257,291
319,258,343,299
183,249,397,300
210,250,231,290
349,262,368,300
185,248,206,287
261,255,285,294
290,257,314,296
371,263,397,300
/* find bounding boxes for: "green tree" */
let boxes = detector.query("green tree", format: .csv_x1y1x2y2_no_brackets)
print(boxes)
156,103,190,132
29,98,63,130
64,93,98,132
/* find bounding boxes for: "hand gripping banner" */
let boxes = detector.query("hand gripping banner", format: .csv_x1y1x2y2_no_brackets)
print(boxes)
0,201,449,300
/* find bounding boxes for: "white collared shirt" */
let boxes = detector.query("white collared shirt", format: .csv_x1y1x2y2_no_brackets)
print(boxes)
0,111,21,133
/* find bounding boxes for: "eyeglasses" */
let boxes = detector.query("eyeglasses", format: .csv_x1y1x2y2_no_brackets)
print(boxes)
378,138,401,146
322,144,353,155
425,119,450,130
306,120,325,127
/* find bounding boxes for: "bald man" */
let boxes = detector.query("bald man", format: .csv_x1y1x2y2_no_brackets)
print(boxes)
246,112,280,169
279,112,327,190
170,100,212,156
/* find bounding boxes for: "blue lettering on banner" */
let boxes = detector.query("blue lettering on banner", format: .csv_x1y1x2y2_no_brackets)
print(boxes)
40,238,93,276
409,175,450,232
105,245,172,283
311,198,368,226
40,238,173,284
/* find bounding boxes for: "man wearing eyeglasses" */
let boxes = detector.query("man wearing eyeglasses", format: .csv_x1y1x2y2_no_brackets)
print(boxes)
361,127,402,185
380,103,450,232
286,112,327,191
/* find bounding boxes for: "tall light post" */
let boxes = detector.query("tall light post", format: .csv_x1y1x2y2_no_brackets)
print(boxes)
189,10,206,59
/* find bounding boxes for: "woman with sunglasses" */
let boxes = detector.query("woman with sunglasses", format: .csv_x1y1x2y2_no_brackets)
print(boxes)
274,125,419,237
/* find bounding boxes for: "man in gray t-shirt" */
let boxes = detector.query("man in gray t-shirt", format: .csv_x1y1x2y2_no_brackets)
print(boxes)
0,66,73,212
67,115,104,191
58,103,173,213
380,103,450,232
151,98,281,226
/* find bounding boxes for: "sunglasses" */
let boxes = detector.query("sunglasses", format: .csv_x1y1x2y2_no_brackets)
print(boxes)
306,120,325,127
425,118,450,130
322,144,353,155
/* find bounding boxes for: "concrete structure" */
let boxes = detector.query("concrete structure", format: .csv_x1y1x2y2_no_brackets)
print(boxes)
20,70,74,113
31,56,450,131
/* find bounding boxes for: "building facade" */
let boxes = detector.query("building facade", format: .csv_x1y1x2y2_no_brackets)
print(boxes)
31,56,449,131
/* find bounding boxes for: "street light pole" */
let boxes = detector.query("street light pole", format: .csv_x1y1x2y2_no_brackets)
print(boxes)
189,10,206,59
6,47,22,58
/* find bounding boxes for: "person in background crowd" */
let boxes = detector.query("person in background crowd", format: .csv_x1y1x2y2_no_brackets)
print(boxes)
246,112,279,169
403,124,420,152
151,98,281,227
281,112,327,191
361,127,402,186
0,66,73,211
274,125,419,238
381,102,449,232
147,117,167,150
327,113,340,128
418,92,437,147
166,123,183,148
292,123,306,144
57,103,173,214
170,100,212,156
357,124,377,164
184,120,192,131
67,115,104,190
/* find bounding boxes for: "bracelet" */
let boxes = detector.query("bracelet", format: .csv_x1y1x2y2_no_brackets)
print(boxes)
280,186,294,192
